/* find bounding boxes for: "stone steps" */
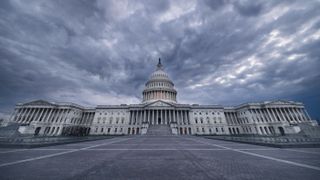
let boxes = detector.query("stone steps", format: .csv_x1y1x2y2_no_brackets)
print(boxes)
146,125,172,136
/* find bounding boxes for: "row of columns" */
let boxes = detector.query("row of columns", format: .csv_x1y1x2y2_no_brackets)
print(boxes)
250,107,310,123
12,107,72,124
225,112,239,125
79,112,95,125
13,108,95,126
143,91,176,101
225,107,311,125
129,109,190,125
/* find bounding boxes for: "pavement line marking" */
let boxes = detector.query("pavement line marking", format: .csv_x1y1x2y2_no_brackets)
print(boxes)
0,137,131,168
83,148,223,151
0,149,29,154
185,137,320,171
285,149,320,155
24,148,278,151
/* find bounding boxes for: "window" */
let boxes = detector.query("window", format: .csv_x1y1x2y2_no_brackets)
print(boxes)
115,128,118,133
116,117,119,124
101,128,104,132
202,128,205,132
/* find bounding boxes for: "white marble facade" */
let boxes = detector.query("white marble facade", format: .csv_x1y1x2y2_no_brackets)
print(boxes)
7,60,318,136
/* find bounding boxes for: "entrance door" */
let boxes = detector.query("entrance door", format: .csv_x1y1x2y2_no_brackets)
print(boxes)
278,127,285,136
34,127,41,136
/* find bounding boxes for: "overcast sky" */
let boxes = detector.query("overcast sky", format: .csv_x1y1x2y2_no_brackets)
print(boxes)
0,0,319,120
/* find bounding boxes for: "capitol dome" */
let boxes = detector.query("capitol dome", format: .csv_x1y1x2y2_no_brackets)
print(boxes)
142,59,177,103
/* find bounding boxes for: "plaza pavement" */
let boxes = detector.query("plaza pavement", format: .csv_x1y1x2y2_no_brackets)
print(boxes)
0,135,319,180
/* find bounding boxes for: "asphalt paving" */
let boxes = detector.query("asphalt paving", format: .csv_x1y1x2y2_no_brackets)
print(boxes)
0,135,319,180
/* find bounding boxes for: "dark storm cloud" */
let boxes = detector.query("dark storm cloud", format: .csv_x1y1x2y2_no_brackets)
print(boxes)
0,0,320,119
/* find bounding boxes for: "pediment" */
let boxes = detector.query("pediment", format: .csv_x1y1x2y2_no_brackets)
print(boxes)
24,100,54,106
147,100,173,107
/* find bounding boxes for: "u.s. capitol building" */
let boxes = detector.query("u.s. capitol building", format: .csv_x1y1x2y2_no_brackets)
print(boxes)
7,60,318,136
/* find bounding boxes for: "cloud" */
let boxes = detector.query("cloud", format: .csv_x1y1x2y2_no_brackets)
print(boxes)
0,0,319,119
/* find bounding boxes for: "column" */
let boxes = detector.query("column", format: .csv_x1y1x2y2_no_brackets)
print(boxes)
26,108,36,123
16,108,26,122
289,108,298,122
289,108,297,121
148,110,151,124
173,110,176,123
21,108,31,123
135,110,138,125
35,108,44,122
129,111,132,125
160,109,163,124
31,108,40,122
266,108,274,122
44,108,53,122
279,108,289,122
155,109,158,125
274,108,283,122
53,109,62,123
43,108,51,122
286,108,293,122
137,110,140,125
164,109,167,124
168,110,171,124
293,108,303,121
47,109,55,123
303,108,311,120
60,109,69,124
149,110,152,125
270,108,278,122
231,113,237,124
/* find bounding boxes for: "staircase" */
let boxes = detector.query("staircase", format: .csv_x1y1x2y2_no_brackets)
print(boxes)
146,125,172,136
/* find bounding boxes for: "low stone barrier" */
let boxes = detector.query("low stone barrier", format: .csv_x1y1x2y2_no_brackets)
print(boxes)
0,135,123,148
203,135,320,148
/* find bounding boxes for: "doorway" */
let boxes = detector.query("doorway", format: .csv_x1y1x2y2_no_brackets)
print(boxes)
278,127,285,136
158,118,161,124
34,127,41,136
